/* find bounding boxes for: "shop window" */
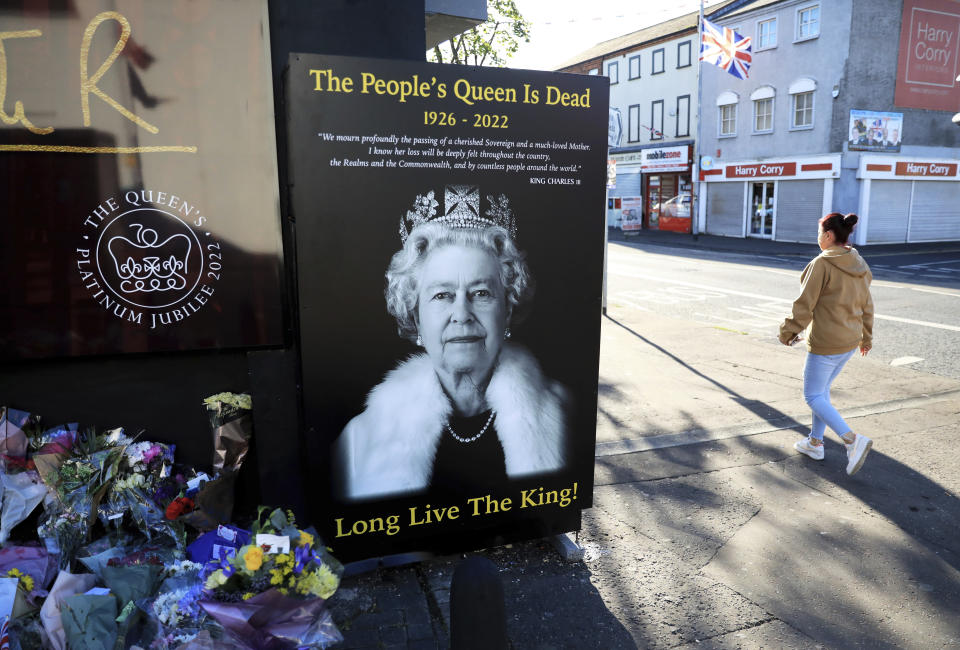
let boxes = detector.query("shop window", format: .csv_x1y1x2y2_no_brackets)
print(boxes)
676,95,690,137
796,4,820,41
757,18,777,49
628,104,641,142
629,55,641,79
792,91,814,128
651,100,664,140
652,48,664,74
607,61,619,84
677,41,691,68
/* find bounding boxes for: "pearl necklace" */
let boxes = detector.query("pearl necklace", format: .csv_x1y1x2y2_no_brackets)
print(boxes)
445,410,496,443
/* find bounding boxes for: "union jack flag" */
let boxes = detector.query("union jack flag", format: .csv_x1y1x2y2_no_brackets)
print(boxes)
700,17,752,79
0,617,9,650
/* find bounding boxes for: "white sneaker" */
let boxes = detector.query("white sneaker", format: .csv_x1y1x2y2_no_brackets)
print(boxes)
845,434,873,475
794,437,824,460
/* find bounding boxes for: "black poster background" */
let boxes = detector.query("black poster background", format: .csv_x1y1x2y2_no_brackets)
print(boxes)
0,2,285,360
287,54,608,561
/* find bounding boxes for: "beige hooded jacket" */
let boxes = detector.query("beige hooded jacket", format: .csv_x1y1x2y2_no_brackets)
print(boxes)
779,246,874,355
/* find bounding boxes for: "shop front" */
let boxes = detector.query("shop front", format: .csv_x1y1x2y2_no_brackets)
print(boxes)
857,155,960,243
699,154,840,242
641,145,693,232
608,151,642,229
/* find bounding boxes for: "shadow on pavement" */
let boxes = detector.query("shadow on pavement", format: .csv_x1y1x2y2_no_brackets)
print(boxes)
600,314,960,573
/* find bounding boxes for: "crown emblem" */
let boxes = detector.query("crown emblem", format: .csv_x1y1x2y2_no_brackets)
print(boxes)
107,224,192,293
399,185,516,243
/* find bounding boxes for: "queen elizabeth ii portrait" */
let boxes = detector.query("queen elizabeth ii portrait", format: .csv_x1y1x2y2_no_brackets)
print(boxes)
333,186,571,502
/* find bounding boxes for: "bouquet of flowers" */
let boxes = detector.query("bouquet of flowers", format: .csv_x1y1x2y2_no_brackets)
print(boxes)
198,509,342,649
136,558,225,649
36,427,133,569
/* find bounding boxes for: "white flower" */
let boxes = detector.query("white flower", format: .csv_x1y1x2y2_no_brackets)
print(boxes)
125,441,153,465
114,474,146,491
164,560,202,578
152,590,185,627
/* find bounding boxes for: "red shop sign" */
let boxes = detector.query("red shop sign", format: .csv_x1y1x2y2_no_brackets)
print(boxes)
725,162,797,178
895,161,958,176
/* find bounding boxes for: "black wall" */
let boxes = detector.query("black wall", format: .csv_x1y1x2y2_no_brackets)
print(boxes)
0,0,427,520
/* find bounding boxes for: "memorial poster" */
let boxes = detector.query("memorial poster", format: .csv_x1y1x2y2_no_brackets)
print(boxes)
0,1,285,359
286,54,608,561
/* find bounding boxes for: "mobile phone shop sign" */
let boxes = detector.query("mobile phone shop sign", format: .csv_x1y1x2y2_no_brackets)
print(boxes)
286,54,608,562
0,2,285,359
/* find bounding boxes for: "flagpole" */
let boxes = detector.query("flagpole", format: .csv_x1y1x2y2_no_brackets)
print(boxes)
693,0,704,238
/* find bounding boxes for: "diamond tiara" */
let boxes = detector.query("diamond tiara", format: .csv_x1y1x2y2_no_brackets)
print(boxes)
399,185,517,243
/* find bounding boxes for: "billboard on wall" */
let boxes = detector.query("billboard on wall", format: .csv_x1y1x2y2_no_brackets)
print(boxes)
894,0,960,111
0,1,286,360
849,110,904,152
286,54,607,562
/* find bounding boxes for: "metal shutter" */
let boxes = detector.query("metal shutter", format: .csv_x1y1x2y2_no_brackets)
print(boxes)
612,171,643,198
866,180,910,243
775,180,823,243
908,181,960,242
705,183,744,236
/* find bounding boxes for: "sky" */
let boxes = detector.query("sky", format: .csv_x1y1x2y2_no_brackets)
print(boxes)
508,0,728,71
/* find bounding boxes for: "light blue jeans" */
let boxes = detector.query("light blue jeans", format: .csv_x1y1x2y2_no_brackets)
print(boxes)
803,349,857,441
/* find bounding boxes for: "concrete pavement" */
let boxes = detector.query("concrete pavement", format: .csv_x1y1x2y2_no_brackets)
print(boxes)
328,234,960,649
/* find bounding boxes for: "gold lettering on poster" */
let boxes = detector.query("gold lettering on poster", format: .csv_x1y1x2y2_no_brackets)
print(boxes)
80,11,158,134
0,12,197,153
0,30,54,134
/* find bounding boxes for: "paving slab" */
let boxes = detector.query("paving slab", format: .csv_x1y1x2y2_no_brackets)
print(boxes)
701,463,960,649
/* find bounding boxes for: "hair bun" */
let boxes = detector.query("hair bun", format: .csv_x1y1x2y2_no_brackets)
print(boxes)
843,214,859,227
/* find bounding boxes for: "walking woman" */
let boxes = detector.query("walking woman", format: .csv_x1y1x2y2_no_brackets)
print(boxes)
779,213,874,475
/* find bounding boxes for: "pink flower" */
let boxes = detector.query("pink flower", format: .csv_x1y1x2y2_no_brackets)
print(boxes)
143,444,163,464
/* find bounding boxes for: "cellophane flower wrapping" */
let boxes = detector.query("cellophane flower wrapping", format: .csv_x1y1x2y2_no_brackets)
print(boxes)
134,558,227,649
60,592,118,650
0,467,48,545
38,570,97,650
197,509,343,649
0,545,55,607
202,393,253,474
101,550,166,604
0,407,40,460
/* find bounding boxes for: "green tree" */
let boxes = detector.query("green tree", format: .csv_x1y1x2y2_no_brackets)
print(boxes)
429,0,531,67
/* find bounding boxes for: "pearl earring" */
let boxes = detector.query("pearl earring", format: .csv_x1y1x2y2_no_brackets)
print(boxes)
416,334,423,346
504,328,511,339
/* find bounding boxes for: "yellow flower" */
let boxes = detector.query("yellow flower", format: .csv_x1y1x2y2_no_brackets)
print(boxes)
6,569,33,593
297,531,314,547
242,592,255,601
204,569,227,590
244,546,264,571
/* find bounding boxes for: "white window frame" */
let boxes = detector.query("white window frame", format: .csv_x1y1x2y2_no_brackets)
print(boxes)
677,41,692,68
628,104,641,142
756,17,777,50
791,90,814,129
628,54,641,79
795,4,820,42
588,68,599,75
652,48,665,74
607,61,619,84
753,98,774,133
651,99,664,140
718,103,737,137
